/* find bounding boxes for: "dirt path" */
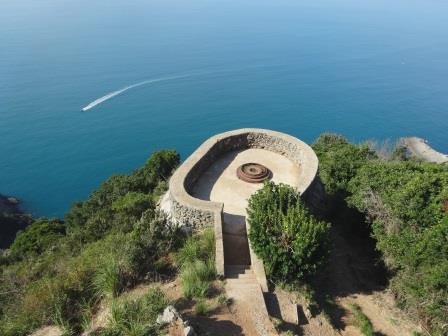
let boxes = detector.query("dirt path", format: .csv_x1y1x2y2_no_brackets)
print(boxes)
308,226,423,336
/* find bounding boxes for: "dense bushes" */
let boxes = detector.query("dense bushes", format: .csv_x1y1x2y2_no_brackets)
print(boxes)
64,150,179,242
10,219,65,258
313,134,448,335
247,182,330,282
0,150,180,336
312,133,377,195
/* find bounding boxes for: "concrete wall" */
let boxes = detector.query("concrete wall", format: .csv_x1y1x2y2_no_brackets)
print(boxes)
168,128,320,278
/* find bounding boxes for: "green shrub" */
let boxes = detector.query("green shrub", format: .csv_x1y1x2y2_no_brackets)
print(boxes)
312,133,376,195
10,219,65,258
112,192,153,216
194,299,209,315
349,304,374,336
247,182,330,281
64,149,179,241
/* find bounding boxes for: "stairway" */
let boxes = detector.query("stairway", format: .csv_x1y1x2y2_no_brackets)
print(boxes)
225,265,277,336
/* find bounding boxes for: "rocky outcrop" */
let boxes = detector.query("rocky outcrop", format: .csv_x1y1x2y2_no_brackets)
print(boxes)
0,194,32,248
402,137,448,164
156,306,196,336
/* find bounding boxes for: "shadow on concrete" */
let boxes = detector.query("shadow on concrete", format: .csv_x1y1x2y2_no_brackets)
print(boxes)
223,215,251,265
264,292,303,335
191,150,240,201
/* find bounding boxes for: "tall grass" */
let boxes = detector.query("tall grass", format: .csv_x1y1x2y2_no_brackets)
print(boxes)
177,229,216,299
106,287,167,336
350,304,374,336
52,299,73,336
180,260,214,299
175,228,215,267
93,258,124,298
79,298,95,333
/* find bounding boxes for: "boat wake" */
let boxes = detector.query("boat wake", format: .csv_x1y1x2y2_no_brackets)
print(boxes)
81,75,189,111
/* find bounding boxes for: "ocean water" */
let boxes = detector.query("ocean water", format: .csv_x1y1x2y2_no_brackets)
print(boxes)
1,0,447,217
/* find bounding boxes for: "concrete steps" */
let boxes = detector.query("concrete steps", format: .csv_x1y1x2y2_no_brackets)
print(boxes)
225,264,255,279
224,264,277,335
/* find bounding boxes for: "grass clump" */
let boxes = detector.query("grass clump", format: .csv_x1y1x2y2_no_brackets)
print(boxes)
217,293,230,306
194,299,209,315
177,229,216,300
93,258,125,299
175,228,215,266
349,304,374,336
106,287,167,336
180,260,214,299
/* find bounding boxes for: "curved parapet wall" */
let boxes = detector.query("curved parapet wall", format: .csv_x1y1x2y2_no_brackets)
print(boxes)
168,128,320,276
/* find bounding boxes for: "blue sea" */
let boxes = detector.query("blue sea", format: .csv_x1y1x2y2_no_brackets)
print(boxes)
1,0,448,218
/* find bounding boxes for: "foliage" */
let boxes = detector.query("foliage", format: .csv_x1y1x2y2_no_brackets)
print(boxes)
312,134,376,195
175,228,215,267
349,304,374,336
314,134,448,335
217,293,229,306
105,287,167,336
112,192,153,216
0,150,179,336
194,299,209,315
0,212,32,249
10,219,65,258
177,229,216,299
93,258,125,299
247,182,330,282
64,150,179,242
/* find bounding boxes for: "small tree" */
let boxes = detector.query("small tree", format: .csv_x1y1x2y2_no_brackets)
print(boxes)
247,182,330,282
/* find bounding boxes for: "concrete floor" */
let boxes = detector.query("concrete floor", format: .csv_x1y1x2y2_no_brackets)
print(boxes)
192,148,301,265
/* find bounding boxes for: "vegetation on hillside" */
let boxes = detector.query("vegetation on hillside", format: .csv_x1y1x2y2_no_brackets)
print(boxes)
247,182,330,283
1,134,447,335
0,150,180,336
313,134,448,335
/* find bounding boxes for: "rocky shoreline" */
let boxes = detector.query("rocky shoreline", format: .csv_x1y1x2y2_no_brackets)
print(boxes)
0,194,21,214
0,194,32,249
402,137,448,164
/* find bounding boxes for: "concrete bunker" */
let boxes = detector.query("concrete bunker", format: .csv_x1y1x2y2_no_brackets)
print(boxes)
167,128,320,289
